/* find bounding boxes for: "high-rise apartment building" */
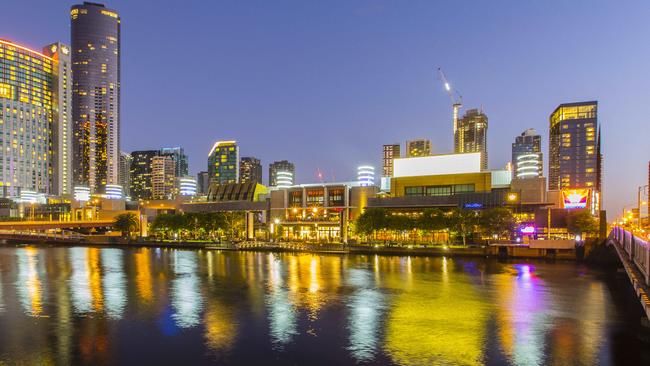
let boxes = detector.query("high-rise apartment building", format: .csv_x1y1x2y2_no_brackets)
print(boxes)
549,101,602,210
382,144,401,176
269,160,295,187
512,128,543,179
151,155,175,200
207,141,239,185
71,2,121,193
160,147,188,177
406,139,431,157
0,39,72,196
455,108,488,170
240,157,262,184
43,42,73,196
129,150,159,200
118,151,132,197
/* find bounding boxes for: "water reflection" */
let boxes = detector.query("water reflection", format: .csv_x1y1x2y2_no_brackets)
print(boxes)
346,268,386,362
101,249,126,319
171,250,202,328
266,253,297,349
0,246,642,365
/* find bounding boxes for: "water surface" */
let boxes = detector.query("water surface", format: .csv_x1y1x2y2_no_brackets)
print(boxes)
0,246,646,365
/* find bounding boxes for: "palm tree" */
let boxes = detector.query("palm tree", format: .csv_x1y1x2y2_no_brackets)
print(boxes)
113,213,140,238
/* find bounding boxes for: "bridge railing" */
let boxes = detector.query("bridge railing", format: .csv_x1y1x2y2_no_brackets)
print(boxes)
611,226,649,285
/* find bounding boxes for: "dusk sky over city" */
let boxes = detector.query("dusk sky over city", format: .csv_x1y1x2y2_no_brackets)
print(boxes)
3,0,648,215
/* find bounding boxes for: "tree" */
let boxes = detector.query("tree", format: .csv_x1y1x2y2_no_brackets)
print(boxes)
448,208,479,245
567,210,598,238
113,213,140,238
356,208,389,237
417,208,447,231
479,207,515,240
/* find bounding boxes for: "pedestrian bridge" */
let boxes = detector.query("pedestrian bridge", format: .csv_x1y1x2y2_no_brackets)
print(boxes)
0,229,87,244
608,227,650,320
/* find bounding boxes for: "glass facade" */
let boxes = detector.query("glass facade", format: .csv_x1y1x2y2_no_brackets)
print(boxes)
512,128,542,179
382,143,401,177
71,2,121,194
207,141,239,184
549,102,600,190
269,160,295,187
240,156,262,184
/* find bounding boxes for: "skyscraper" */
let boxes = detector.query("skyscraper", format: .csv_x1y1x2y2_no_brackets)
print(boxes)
43,42,73,196
512,128,543,179
455,108,488,170
160,147,188,177
0,39,71,196
382,144,401,176
406,139,431,157
71,2,121,193
207,141,239,185
240,157,262,184
269,160,295,187
151,155,175,200
129,150,159,200
549,101,602,210
118,151,132,197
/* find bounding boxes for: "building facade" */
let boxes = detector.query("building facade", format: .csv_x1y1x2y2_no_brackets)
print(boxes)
129,150,159,200
512,128,543,179
455,108,488,170
43,43,73,196
0,39,71,196
207,140,239,185
269,160,295,187
160,146,188,177
118,151,131,197
406,139,431,157
382,143,401,177
197,171,209,195
71,2,121,194
549,101,601,211
151,155,175,200
240,156,262,184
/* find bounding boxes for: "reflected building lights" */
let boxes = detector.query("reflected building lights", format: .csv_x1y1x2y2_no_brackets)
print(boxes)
69,247,92,313
101,249,126,319
266,254,297,349
346,268,386,362
134,249,153,303
16,248,44,316
171,251,203,328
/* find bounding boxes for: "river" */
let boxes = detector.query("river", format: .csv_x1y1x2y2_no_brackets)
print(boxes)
0,245,646,365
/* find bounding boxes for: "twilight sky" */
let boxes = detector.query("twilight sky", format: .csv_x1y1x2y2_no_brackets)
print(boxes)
3,0,649,216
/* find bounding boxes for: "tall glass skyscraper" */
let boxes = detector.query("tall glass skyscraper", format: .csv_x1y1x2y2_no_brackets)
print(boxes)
71,2,121,193
240,156,262,184
549,101,602,211
269,160,295,187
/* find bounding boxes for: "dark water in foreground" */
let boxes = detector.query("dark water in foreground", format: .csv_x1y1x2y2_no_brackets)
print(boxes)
0,246,647,365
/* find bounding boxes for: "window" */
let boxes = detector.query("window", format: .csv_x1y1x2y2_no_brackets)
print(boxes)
454,184,475,193
425,186,452,196
405,186,423,196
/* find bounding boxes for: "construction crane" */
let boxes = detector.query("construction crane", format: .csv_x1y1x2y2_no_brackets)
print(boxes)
437,67,463,137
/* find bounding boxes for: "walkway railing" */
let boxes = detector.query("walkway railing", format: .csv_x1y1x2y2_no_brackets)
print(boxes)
0,229,85,241
611,227,649,286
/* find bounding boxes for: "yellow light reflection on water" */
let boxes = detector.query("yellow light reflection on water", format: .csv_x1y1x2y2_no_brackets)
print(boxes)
16,247,43,316
134,249,153,303
384,257,488,366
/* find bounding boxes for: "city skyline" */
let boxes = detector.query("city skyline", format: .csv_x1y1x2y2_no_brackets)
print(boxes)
3,1,649,215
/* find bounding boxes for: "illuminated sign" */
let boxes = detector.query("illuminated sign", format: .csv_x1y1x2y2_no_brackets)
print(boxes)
562,189,590,209
519,225,536,235
464,203,483,209
393,152,482,178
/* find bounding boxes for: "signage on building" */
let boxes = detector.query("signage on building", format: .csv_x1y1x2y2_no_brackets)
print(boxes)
561,189,590,209
464,203,483,209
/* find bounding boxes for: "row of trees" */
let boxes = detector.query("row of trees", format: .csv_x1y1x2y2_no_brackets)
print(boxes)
149,212,245,240
355,207,599,245
356,207,516,245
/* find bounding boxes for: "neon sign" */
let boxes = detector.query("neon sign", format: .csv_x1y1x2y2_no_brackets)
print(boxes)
519,225,536,234
464,203,483,209
562,189,590,209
